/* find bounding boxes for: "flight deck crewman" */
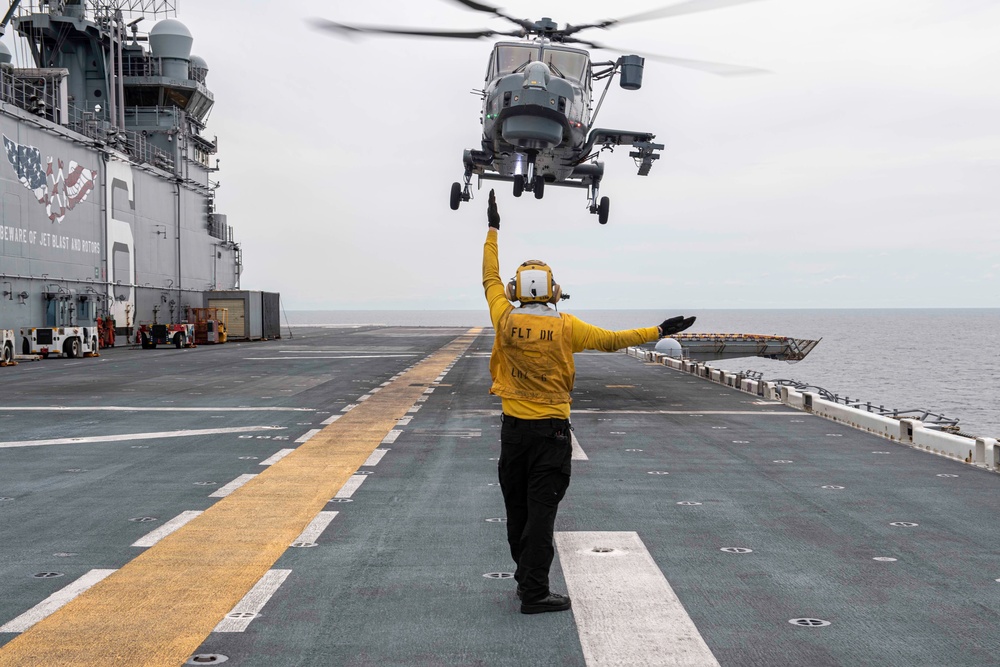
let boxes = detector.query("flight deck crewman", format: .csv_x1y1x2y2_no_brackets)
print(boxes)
482,190,695,614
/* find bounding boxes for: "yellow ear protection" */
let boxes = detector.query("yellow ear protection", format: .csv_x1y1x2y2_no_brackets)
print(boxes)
504,260,562,304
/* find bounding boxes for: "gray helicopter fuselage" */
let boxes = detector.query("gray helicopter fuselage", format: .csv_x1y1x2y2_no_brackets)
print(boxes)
481,42,591,182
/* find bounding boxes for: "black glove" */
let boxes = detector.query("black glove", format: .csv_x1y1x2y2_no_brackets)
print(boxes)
487,189,500,229
658,315,696,337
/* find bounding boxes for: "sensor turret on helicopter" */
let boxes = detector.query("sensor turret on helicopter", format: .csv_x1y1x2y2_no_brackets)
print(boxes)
316,0,766,224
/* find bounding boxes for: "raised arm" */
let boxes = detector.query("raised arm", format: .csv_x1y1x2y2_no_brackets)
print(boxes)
482,190,510,329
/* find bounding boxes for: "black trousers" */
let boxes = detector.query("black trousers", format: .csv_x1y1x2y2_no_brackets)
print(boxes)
498,414,572,603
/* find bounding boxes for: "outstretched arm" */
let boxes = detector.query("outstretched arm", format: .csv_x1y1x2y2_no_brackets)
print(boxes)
482,190,509,329
569,315,696,353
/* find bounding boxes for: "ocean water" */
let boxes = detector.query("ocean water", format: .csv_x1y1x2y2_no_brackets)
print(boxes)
285,309,1000,438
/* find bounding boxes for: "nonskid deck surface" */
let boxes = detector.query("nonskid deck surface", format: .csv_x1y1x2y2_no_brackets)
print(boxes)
0,327,997,666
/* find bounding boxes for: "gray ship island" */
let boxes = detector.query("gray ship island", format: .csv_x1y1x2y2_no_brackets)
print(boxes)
3,3,1000,667
0,0,277,359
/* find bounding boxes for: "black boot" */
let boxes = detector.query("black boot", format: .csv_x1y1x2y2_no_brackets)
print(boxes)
520,592,571,614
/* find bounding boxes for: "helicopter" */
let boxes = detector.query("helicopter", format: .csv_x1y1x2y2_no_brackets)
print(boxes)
316,0,766,224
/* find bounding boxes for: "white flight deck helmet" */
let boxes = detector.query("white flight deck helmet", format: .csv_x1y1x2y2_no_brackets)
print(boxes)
504,260,562,304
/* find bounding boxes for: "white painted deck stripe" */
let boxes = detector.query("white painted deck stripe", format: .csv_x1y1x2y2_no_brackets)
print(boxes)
0,569,117,632
292,511,339,544
131,511,203,548
406,405,421,413
396,416,413,426
277,351,416,356
334,475,367,498
208,474,257,498
212,569,292,633
572,410,798,415
341,404,358,413
320,414,342,425
0,407,311,413
362,449,388,466
259,448,295,466
0,426,284,449
244,355,415,360
295,428,321,443
571,432,589,461
381,429,402,444
357,394,371,402
555,531,719,667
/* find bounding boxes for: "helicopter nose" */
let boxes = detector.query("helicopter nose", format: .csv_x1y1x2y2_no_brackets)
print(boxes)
521,62,550,90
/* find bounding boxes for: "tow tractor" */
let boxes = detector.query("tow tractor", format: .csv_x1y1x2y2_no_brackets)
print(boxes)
1,329,14,366
137,322,196,349
20,324,100,358
20,289,100,359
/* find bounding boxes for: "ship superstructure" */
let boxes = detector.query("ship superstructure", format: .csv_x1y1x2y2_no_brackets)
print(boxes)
0,0,239,337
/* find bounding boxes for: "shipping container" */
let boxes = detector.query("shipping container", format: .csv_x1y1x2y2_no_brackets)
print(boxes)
204,290,263,340
262,292,282,340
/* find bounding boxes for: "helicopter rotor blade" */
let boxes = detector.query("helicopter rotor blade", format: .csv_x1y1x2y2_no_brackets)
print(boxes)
568,38,769,77
444,0,539,33
611,0,765,26
311,18,520,41
563,0,765,36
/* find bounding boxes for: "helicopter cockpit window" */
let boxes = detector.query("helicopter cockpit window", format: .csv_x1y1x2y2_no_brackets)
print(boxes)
544,49,588,82
494,45,537,77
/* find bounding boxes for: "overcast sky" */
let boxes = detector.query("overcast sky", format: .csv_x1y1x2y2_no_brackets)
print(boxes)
9,0,999,309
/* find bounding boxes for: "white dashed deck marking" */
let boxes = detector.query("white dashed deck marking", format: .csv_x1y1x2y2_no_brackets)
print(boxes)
295,429,321,443
0,426,284,449
131,511,203,547
571,410,799,416
292,511,339,545
571,432,589,461
0,407,311,413
320,414,342,425
334,475,367,498
362,449,389,466
243,354,417,360
212,569,292,633
208,474,257,498
0,570,117,632
556,531,720,667
381,429,403,444
259,449,295,466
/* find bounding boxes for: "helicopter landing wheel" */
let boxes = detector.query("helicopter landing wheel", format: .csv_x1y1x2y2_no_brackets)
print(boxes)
598,196,610,224
449,182,462,210
513,174,524,198
533,175,545,200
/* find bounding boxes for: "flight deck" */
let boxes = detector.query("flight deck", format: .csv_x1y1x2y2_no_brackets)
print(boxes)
0,327,997,666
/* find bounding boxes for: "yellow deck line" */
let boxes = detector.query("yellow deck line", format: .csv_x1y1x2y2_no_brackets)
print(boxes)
0,329,482,667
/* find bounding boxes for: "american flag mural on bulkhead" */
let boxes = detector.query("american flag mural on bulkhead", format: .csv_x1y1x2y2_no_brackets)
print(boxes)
3,134,96,223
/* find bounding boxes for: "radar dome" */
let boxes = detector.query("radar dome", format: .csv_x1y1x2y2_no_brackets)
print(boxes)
0,42,11,65
189,54,209,82
149,19,193,60
654,337,683,359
